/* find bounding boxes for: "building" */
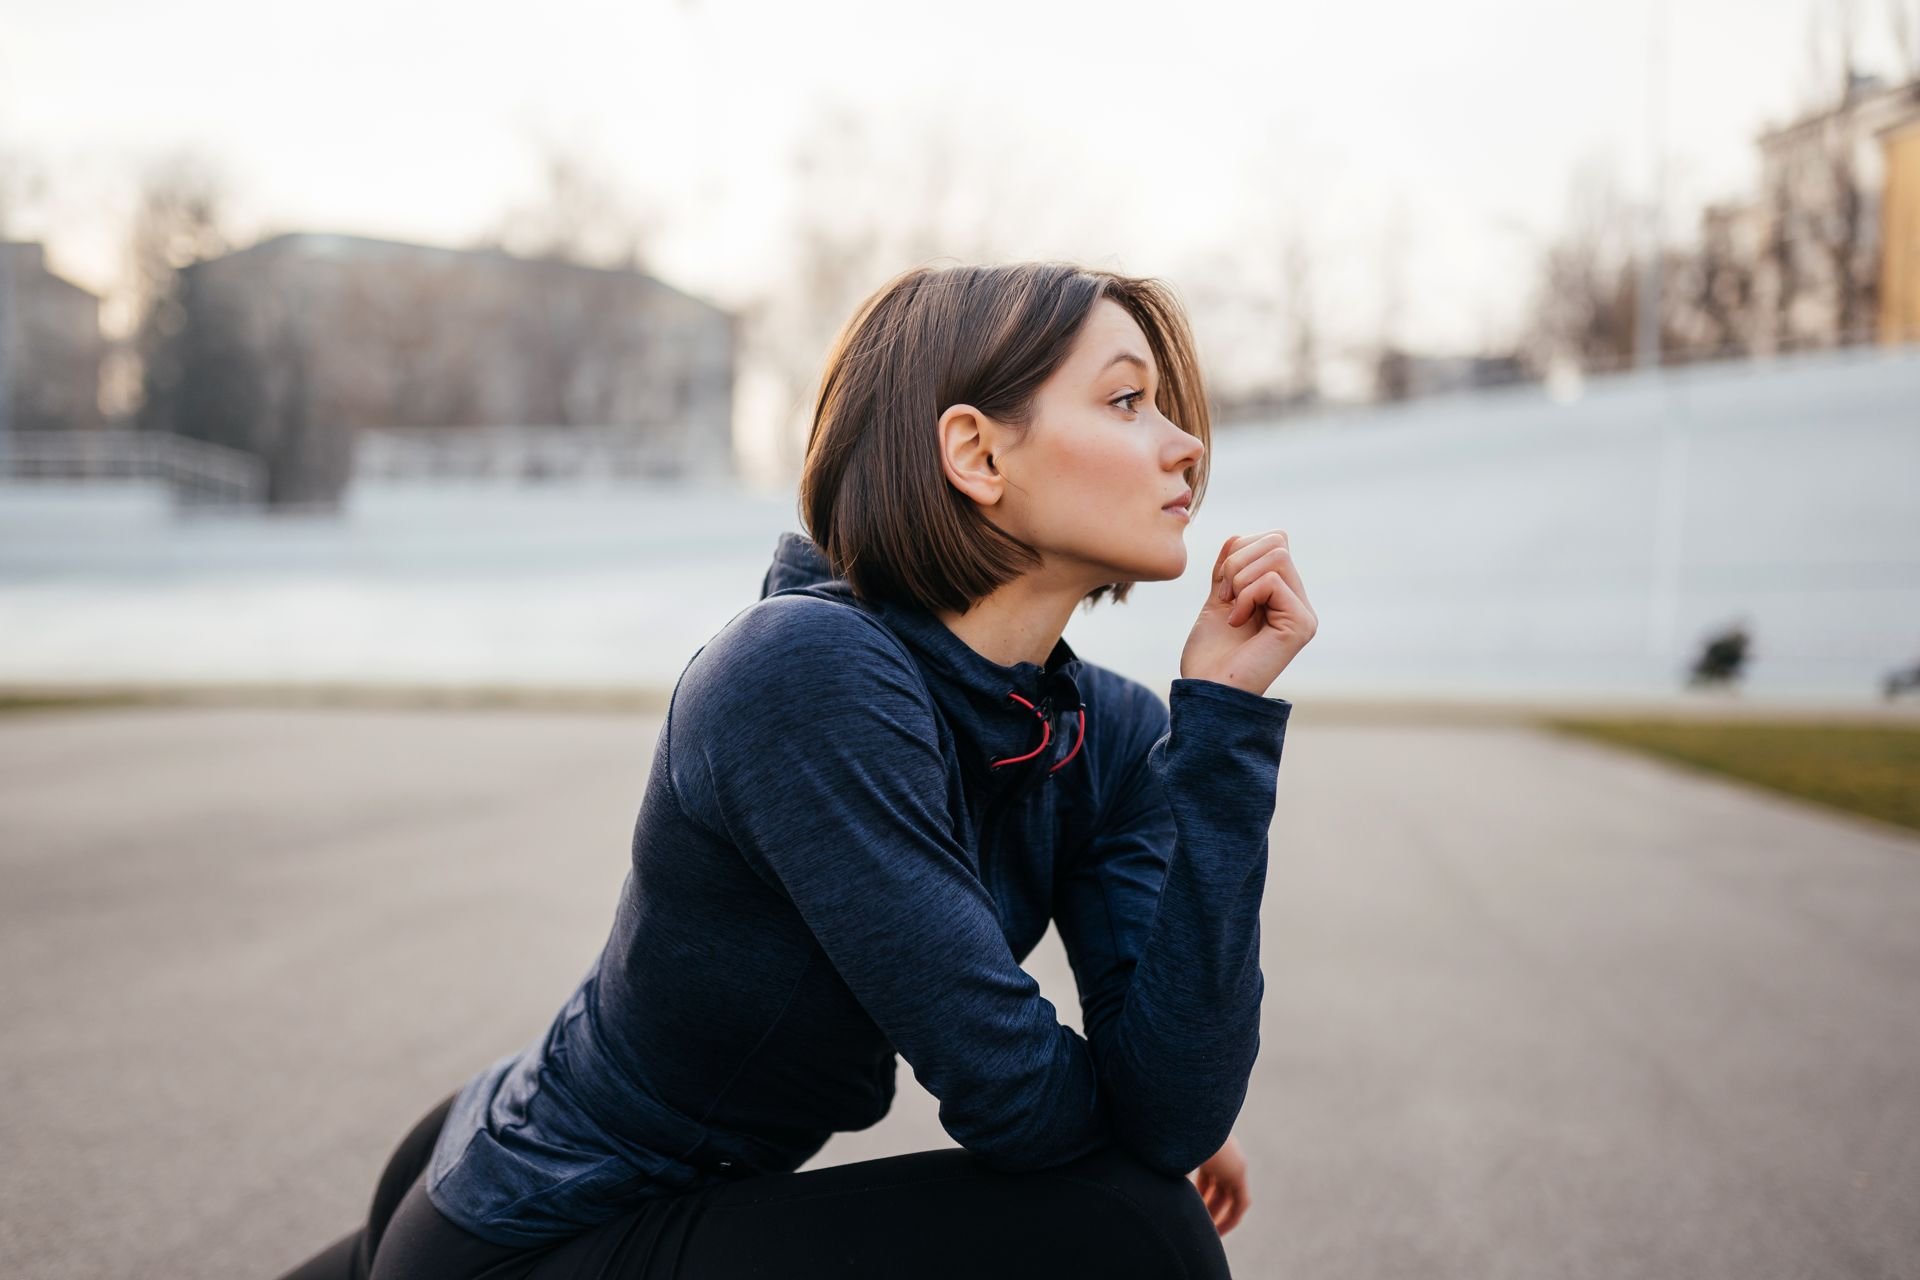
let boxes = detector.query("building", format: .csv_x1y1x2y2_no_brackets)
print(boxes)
1748,74,1920,354
0,241,105,433
145,233,737,506
1879,111,1920,345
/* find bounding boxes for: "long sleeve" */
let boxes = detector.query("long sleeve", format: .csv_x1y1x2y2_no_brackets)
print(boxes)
667,595,1111,1172
1053,677,1290,1176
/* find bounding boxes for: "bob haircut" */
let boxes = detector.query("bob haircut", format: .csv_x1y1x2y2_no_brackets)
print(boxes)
797,260,1213,616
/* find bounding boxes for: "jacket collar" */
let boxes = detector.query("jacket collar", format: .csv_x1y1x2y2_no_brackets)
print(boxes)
761,531,1088,793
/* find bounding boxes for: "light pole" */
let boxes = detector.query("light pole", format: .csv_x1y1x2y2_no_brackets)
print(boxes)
1640,0,1688,680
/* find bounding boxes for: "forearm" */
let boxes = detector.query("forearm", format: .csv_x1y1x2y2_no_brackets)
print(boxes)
1087,677,1289,1174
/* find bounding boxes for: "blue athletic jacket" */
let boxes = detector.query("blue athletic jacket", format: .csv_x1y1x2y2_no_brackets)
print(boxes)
424,530,1293,1246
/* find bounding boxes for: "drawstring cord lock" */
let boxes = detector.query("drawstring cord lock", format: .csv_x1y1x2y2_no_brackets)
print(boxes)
989,676,1086,776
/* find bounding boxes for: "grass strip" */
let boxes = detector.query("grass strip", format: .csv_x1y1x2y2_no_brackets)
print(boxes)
1543,716,1920,834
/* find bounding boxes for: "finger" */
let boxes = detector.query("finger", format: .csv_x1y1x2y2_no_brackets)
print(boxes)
1227,569,1303,629
1213,532,1269,583
1208,540,1238,604
1205,546,1231,604
1228,571,1305,629
1218,534,1290,603
1219,530,1287,589
1220,1194,1246,1235
1211,535,1239,581
1228,541,1310,611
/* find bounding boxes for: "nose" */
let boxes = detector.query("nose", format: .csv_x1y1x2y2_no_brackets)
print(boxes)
1165,416,1204,471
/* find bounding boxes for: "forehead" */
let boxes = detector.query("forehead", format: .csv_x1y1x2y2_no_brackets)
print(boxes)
1069,298,1155,375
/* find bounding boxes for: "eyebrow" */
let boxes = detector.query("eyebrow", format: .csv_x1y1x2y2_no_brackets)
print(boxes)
1100,350,1158,380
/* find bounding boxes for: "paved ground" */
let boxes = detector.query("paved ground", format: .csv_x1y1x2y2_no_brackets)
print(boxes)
1,705,1916,1279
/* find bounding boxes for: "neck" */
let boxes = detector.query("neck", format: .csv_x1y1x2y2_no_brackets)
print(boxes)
934,565,1096,670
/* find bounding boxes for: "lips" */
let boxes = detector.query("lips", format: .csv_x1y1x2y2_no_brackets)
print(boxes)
1162,488,1193,513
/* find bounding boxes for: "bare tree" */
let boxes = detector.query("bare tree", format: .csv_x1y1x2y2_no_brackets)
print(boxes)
740,103,1027,475
484,139,663,271
0,147,49,439
1177,211,1323,418
126,153,230,435
1519,158,1641,376
1684,205,1760,358
1761,158,1805,349
1370,200,1413,401
472,139,669,426
1282,230,1319,405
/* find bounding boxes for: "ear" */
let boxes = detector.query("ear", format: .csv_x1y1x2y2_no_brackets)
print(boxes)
937,403,1009,507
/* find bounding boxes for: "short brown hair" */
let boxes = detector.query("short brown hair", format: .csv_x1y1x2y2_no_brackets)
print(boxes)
797,260,1212,616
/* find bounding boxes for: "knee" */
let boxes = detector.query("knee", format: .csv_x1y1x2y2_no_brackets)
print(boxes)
386,1092,458,1190
1045,1144,1231,1279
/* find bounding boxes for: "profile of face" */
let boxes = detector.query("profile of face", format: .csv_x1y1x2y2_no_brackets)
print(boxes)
938,297,1206,597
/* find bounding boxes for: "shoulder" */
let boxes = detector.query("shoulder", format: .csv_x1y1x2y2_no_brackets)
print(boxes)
676,591,933,724
667,593,949,827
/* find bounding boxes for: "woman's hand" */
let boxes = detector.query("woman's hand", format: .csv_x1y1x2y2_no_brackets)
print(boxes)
1188,1133,1251,1236
1180,530,1318,695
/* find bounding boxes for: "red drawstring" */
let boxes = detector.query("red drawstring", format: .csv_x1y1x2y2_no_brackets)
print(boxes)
990,692,1051,767
990,690,1086,774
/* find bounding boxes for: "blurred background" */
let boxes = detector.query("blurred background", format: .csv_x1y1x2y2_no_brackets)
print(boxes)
0,0,1916,700
2,1,1918,1278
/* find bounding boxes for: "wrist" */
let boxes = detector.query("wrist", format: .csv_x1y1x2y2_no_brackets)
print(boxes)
1176,671,1272,699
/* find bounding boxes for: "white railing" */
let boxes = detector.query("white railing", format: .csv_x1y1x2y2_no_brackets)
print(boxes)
0,430,268,506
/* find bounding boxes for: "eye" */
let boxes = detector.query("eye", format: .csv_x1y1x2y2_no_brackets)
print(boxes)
1110,390,1146,415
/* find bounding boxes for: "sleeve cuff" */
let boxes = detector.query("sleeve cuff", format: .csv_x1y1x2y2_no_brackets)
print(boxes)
1169,677,1292,719
1165,678,1291,762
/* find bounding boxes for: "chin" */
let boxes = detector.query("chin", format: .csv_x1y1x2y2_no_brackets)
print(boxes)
1112,544,1187,585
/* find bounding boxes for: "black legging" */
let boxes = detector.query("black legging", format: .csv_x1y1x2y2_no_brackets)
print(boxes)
276,1091,1234,1279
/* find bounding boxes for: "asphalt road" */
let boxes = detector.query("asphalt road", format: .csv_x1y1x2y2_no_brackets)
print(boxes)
2,705,1915,1279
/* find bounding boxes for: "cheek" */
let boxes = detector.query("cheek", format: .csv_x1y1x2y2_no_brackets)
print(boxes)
1046,428,1155,501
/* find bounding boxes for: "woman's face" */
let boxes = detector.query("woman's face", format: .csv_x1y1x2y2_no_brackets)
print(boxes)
954,297,1206,592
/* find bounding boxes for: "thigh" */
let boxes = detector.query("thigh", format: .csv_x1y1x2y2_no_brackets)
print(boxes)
533,1143,1232,1280
368,1172,548,1280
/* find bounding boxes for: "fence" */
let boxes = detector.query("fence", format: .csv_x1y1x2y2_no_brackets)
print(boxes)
0,430,268,507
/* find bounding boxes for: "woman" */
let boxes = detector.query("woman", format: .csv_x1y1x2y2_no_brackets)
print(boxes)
278,260,1317,1279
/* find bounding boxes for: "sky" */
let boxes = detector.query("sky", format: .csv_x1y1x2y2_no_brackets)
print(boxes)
3,0,1913,390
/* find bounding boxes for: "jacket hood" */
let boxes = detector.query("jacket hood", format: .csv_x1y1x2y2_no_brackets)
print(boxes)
760,530,1089,793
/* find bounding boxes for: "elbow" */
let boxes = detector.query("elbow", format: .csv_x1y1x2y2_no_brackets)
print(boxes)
1112,1118,1235,1178
1099,1053,1256,1177
936,1028,1105,1174
939,1055,1109,1173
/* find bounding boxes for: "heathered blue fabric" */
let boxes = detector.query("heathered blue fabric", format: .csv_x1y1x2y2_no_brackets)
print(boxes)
423,530,1292,1246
